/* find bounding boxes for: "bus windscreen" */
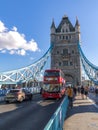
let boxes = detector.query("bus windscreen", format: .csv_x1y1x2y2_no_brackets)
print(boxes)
44,71,60,77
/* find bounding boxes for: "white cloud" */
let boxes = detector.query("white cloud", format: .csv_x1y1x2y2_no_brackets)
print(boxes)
1,50,6,53
17,49,26,56
0,21,40,55
9,50,15,55
0,21,7,32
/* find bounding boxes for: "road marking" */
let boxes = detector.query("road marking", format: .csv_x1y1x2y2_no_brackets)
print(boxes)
37,100,43,104
0,105,23,114
37,100,55,106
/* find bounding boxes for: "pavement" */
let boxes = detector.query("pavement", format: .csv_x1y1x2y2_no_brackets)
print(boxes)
63,94,98,130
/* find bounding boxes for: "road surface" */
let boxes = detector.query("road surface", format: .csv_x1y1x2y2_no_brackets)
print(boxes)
0,94,64,130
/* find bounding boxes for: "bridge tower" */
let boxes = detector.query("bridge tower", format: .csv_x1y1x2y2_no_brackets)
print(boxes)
50,15,81,86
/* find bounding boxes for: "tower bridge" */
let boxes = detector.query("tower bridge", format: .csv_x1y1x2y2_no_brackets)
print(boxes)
0,15,98,86
0,15,98,130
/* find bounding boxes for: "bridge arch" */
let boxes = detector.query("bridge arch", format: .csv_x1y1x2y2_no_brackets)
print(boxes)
64,73,74,84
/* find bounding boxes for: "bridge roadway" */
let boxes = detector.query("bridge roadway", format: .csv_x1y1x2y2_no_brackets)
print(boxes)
63,93,98,130
0,94,64,130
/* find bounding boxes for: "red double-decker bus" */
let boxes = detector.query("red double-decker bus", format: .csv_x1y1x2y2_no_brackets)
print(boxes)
42,69,66,99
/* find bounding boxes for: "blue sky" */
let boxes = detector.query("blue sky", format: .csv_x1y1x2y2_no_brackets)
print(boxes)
0,0,98,72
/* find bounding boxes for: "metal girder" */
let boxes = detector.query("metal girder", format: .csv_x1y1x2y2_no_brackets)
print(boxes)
0,45,53,85
78,43,98,85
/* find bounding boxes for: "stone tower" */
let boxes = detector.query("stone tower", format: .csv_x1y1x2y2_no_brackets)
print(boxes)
50,15,81,86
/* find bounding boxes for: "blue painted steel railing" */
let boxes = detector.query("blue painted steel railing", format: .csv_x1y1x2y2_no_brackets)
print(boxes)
44,96,69,130
0,89,7,96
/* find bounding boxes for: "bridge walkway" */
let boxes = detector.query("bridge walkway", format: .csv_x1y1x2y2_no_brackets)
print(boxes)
63,94,98,130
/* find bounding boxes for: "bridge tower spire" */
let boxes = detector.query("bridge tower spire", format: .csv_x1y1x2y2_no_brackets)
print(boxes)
50,15,81,86
75,16,81,42
51,18,56,34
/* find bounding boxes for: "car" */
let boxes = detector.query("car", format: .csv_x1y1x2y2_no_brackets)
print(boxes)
22,88,33,100
5,88,33,103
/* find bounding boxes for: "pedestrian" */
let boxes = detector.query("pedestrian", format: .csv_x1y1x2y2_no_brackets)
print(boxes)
77,85,81,95
84,86,89,99
73,86,77,96
80,85,84,99
40,87,43,94
67,85,73,108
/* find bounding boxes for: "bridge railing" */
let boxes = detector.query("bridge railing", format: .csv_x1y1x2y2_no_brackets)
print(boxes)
0,89,7,96
44,96,69,130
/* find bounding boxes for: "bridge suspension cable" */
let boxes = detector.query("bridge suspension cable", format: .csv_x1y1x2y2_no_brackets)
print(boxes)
78,43,98,85
0,45,53,85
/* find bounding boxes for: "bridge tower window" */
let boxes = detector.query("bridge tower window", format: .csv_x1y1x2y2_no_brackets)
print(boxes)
72,50,74,54
62,29,64,32
63,49,68,55
70,61,73,66
59,62,62,66
66,29,68,32
59,35,61,39
66,36,68,40
57,51,59,54
63,61,68,66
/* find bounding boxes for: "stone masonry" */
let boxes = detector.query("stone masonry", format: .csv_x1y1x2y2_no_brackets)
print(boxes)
50,15,81,86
